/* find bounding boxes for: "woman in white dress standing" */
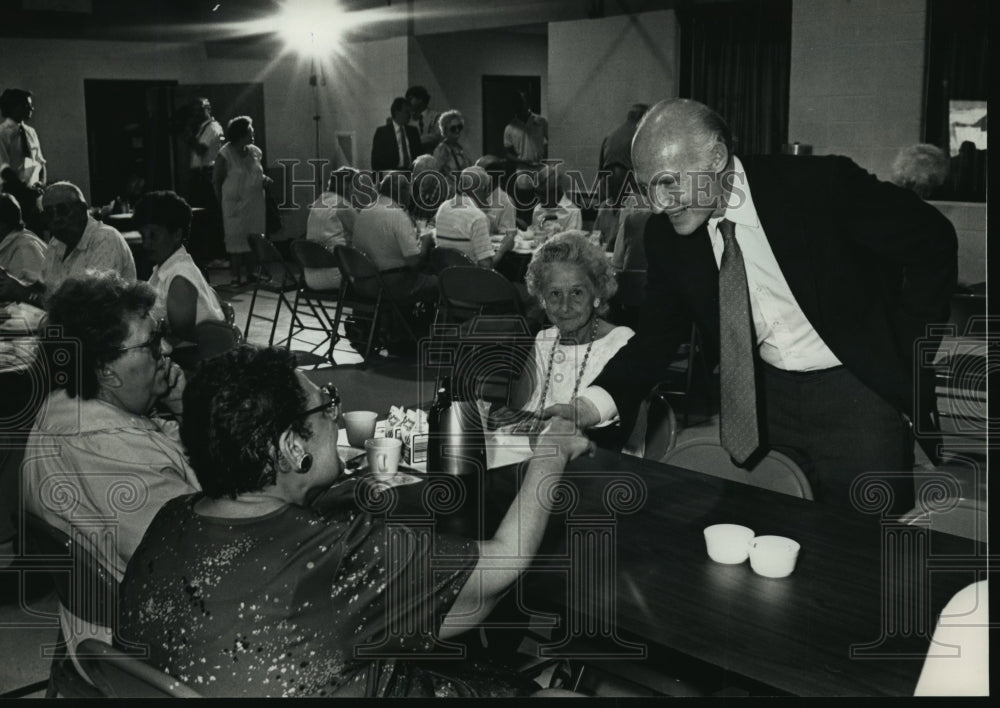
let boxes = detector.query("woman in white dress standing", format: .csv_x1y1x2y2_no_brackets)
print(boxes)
213,115,266,287
512,231,634,423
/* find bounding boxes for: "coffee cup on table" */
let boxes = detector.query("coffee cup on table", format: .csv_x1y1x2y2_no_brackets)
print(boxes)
343,411,378,448
703,523,755,564
748,535,800,578
365,437,402,479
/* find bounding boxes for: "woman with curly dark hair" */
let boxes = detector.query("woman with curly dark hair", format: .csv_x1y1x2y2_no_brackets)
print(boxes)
118,344,592,697
22,271,197,678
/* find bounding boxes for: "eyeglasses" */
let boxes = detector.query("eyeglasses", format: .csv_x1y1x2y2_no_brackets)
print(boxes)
448,124,464,133
117,318,167,360
293,383,341,422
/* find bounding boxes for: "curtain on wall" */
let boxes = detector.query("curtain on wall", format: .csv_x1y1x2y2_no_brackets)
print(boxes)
924,0,988,201
681,0,791,157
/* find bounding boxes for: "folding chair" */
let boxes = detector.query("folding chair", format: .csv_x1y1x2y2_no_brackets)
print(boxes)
288,239,342,365
22,513,119,698
76,639,201,698
244,234,304,346
331,246,418,367
660,440,814,500
429,246,474,274
435,265,523,328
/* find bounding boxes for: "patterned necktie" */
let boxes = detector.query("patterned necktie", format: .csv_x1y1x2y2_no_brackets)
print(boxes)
717,218,760,464
418,114,424,135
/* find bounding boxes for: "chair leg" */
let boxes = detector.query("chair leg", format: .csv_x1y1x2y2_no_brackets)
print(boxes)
286,289,302,350
268,291,286,346
363,295,384,367
243,284,260,340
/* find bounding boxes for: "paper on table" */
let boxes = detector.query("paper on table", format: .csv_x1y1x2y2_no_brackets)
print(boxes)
486,430,535,469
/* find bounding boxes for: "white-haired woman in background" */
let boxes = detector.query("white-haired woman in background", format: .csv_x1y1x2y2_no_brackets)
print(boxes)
433,110,473,182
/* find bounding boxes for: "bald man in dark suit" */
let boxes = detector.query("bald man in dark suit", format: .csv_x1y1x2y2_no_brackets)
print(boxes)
546,98,957,515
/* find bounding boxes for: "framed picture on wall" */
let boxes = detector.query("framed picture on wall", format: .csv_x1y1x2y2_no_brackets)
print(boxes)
946,100,987,202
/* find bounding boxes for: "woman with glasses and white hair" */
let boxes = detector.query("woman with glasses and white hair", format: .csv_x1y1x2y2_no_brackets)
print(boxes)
433,109,473,183
22,271,198,678
117,344,594,697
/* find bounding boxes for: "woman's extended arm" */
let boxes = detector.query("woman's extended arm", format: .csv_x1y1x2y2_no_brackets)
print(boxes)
439,417,592,638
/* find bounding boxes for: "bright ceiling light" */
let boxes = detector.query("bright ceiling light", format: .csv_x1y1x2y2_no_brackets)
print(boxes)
277,0,345,55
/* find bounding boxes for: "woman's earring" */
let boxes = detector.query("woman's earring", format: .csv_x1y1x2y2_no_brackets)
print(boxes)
593,298,600,308
297,454,313,474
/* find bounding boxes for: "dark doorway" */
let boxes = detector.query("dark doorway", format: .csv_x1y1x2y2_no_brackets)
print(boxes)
84,79,176,207
168,83,267,204
482,75,542,158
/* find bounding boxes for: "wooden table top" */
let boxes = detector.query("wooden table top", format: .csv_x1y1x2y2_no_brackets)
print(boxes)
378,446,987,697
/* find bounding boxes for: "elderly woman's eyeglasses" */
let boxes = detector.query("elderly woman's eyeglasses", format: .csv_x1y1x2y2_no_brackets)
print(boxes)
294,384,341,421
447,124,464,133
117,318,167,360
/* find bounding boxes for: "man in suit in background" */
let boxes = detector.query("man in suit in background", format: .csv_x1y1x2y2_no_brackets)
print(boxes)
548,98,957,515
371,97,421,175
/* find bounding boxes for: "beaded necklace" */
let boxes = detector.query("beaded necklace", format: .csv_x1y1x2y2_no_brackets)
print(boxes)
537,315,601,412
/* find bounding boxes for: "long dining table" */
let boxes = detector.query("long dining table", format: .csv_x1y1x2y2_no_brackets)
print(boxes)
355,443,988,697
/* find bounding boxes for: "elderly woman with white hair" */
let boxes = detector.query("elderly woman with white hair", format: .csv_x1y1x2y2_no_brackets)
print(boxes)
433,109,473,182
890,143,949,199
511,231,634,418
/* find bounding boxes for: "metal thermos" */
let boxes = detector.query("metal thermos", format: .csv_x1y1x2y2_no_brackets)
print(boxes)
427,377,487,477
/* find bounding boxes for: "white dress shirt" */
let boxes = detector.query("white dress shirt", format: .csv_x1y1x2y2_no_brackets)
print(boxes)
708,157,841,371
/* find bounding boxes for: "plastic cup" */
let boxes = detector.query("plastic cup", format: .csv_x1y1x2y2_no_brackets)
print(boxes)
365,437,402,479
748,535,800,578
703,524,755,564
343,411,378,448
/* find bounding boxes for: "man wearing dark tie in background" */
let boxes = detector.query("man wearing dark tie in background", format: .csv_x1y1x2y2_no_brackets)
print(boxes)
371,97,421,174
547,98,957,515
0,88,46,234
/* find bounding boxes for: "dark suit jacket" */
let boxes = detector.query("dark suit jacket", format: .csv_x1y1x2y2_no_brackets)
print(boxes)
594,154,958,448
371,119,422,172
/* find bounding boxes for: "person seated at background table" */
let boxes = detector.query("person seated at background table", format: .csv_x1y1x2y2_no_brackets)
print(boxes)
0,192,46,288
133,190,225,342
305,166,360,291
0,181,136,307
511,232,634,428
531,164,582,235
434,166,514,269
22,271,198,673
353,171,437,307
410,153,450,223
117,344,593,697
592,159,645,254
433,110,473,183
475,155,518,234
